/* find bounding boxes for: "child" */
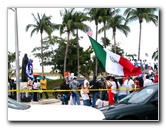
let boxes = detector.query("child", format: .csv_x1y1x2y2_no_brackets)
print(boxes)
95,95,103,109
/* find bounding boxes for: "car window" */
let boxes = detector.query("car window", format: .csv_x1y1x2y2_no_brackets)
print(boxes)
128,87,156,104
118,91,137,103
8,97,31,110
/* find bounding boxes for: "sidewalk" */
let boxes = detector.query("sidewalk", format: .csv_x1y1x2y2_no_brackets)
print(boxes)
23,98,109,106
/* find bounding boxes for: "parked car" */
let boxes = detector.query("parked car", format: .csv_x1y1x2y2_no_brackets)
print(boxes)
53,77,85,99
8,97,105,121
99,84,159,120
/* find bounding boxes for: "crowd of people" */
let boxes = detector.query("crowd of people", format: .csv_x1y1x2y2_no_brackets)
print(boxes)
8,75,50,102
8,53,158,109
60,65,158,108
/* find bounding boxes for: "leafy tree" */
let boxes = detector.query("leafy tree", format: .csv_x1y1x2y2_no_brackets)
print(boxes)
8,51,16,78
110,42,125,56
124,8,158,60
125,53,137,60
51,38,93,77
31,36,57,66
100,37,111,47
32,35,94,77
25,13,54,76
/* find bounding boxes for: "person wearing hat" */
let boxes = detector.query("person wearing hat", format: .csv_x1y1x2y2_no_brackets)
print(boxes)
70,76,81,105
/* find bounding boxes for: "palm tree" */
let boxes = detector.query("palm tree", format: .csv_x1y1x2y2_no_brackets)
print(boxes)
59,8,79,75
60,8,73,76
124,8,158,60
60,8,91,76
98,8,119,48
26,13,53,76
86,8,102,76
72,11,91,77
152,48,158,61
106,14,130,53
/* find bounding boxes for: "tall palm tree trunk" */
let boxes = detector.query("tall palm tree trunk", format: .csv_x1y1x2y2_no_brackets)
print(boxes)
138,23,142,60
76,29,80,77
95,25,98,77
40,33,44,76
104,22,107,48
64,32,70,76
113,29,116,53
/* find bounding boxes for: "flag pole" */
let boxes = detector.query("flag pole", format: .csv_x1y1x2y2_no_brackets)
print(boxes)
14,8,21,102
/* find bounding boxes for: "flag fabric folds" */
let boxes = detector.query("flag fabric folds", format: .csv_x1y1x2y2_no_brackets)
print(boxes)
26,60,34,80
88,36,142,76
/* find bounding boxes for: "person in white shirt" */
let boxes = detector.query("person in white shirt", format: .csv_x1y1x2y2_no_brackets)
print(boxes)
144,75,153,87
80,84,90,106
117,78,128,100
124,76,135,94
83,76,91,105
95,95,103,109
84,76,90,89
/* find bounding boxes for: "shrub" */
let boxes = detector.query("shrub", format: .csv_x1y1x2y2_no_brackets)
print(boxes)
47,79,63,90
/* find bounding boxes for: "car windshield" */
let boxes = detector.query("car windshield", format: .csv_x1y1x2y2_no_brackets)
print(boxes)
128,87,156,104
118,91,138,104
8,97,31,110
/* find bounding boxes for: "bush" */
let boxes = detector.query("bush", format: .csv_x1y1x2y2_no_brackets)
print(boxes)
47,79,64,90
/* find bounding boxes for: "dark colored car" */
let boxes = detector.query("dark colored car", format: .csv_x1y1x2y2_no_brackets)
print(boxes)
100,83,159,120
53,77,85,99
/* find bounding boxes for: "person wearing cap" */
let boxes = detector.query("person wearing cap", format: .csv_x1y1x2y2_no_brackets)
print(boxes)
70,76,80,105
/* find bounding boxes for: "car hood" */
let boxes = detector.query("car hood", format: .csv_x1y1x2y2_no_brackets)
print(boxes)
8,105,105,121
100,103,138,112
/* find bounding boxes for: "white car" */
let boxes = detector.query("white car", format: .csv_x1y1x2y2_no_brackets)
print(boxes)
8,97,105,121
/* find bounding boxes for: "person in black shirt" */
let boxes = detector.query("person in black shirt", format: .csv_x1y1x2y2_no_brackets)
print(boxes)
90,76,101,108
60,79,70,105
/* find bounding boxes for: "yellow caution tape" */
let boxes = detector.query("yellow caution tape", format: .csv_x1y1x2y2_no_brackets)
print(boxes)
8,88,139,93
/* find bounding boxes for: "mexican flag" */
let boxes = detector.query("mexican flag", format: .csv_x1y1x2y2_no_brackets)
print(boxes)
88,36,142,76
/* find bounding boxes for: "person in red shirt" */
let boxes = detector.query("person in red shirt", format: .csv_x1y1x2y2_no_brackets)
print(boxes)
154,71,158,83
